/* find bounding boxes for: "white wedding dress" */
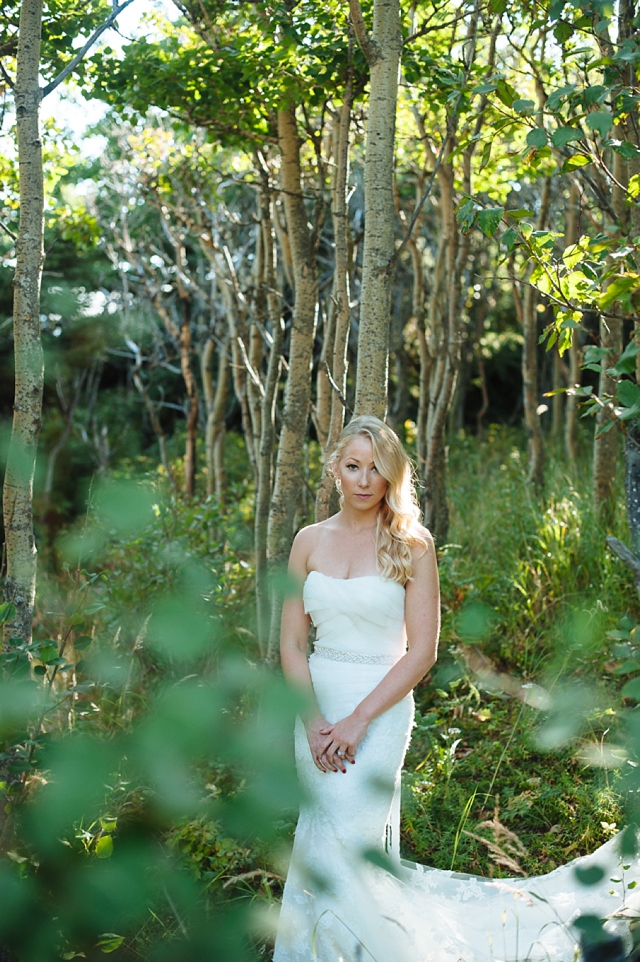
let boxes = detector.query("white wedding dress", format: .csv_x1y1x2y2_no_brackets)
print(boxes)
273,572,640,962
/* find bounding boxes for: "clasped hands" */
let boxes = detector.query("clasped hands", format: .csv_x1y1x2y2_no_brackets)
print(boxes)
305,712,369,773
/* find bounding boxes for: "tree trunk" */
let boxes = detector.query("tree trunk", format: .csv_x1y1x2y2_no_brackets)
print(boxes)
255,180,284,657
316,82,354,522
42,373,85,503
593,313,623,511
132,369,176,490
266,106,318,661
201,334,229,500
564,182,581,462
246,225,264,466
3,0,45,646
551,350,564,440
217,268,258,485
606,422,640,599
350,0,402,418
521,177,551,489
422,158,470,541
181,298,198,498
316,300,333,450
625,421,640,557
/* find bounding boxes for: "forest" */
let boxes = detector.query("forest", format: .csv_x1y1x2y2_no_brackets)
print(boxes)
0,0,639,957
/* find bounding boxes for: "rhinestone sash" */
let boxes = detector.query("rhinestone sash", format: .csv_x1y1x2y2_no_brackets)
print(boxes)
312,644,398,666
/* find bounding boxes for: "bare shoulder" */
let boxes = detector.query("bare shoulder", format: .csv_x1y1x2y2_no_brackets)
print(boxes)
289,519,333,569
411,524,435,563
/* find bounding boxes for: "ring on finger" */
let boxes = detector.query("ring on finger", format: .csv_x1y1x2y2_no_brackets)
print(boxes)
336,750,346,758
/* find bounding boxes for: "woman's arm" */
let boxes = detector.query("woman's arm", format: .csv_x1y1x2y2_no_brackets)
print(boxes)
320,532,440,765
279,529,344,773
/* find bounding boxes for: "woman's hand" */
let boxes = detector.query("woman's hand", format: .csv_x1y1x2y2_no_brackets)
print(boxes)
305,716,336,773
319,712,369,773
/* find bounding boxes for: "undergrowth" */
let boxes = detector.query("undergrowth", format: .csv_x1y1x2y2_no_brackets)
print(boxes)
400,425,634,878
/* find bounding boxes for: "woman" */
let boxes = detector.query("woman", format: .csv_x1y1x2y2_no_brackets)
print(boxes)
274,416,639,962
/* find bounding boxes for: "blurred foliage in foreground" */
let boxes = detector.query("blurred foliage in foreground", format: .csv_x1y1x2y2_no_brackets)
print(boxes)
0,475,300,961
0,426,639,960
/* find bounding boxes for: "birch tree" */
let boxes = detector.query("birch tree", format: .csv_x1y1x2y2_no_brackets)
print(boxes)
349,0,402,419
1,0,134,645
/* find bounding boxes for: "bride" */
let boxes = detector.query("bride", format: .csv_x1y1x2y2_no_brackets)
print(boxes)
274,415,639,962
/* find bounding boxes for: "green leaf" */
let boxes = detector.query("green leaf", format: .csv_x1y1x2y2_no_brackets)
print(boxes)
456,198,478,233
598,273,640,309
495,79,517,108
33,665,47,677
584,85,609,106
501,226,520,252
513,98,535,114
97,934,124,954
547,83,577,111
100,817,117,834
477,207,504,237
74,636,93,651
622,677,640,700
629,174,640,198
472,83,497,95
0,603,16,625
551,126,584,148
562,154,592,172
554,21,573,42
608,339,640,376
39,645,59,665
610,139,640,158
612,659,640,674
95,835,114,859
506,208,534,220
575,864,606,885
526,128,547,148
617,380,640,408
586,111,613,137
563,243,585,269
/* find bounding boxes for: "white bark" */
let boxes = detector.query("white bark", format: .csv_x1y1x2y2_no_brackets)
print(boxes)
350,0,402,418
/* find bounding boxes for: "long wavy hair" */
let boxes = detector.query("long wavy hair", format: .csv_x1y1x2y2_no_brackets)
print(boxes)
326,415,428,584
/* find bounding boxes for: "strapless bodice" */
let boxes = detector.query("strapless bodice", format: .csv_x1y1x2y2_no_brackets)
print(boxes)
303,571,406,660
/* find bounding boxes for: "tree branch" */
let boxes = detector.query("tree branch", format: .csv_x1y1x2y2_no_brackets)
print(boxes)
0,220,17,242
323,360,352,415
348,0,379,65
41,0,136,98
0,58,14,89
607,535,640,600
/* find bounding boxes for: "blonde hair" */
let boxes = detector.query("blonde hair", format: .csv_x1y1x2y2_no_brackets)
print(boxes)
326,415,429,585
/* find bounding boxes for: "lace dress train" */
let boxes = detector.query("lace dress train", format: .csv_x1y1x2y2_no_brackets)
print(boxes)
273,573,640,962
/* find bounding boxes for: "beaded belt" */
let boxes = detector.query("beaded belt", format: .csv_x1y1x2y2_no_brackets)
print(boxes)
312,644,397,666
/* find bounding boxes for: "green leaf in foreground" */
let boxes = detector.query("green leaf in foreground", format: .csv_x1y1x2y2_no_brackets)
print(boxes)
622,677,640,701
585,110,613,137
526,127,547,148
0,602,16,625
574,864,605,886
95,835,114,859
608,338,640,376
562,154,591,172
97,934,124,954
477,207,504,238
551,126,584,148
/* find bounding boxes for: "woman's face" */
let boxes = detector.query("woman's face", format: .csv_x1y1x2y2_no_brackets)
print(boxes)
335,435,388,512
